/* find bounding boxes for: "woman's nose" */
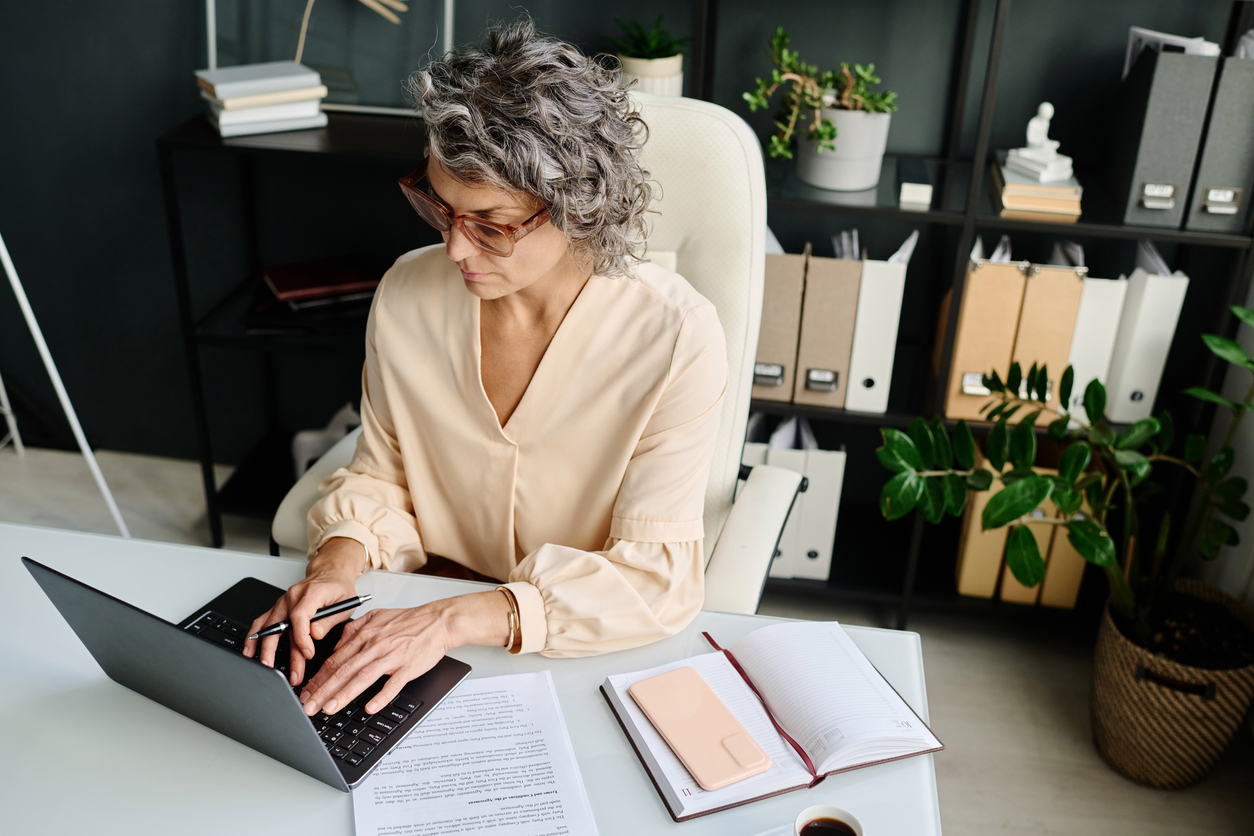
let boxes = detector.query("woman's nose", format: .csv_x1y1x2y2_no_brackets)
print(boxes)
444,223,481,261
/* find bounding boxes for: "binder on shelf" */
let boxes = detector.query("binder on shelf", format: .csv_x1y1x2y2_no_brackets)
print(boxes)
1065,276,1129,425
1010,264,1085,404
791,448,847,582
1107,48,1218,229
753,251,808,402
791,255,862,408
1105,266,1189,423
955,451,1008,599
766,446,808,579
1039,508,1090,610
844,259,908,413
943,260,1028,421
1185,56,1254,233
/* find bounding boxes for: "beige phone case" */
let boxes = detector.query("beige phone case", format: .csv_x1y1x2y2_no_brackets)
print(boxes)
628,666,771,791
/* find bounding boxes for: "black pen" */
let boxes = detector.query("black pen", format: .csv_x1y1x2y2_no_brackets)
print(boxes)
247,594,373,640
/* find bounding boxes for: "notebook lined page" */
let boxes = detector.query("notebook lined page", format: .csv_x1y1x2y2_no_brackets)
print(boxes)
606,650,809,814
730,621,939,772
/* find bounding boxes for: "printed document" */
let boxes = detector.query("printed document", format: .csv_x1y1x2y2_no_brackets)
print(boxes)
353,670,598,836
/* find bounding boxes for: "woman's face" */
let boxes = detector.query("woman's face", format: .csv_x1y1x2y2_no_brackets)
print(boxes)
426,157,581,300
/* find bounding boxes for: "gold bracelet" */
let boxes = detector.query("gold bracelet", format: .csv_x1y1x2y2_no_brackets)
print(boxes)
498,588,516,651
497,586,523,654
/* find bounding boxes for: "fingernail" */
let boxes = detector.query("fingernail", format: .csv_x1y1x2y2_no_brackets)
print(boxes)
325,699,338,713
300,690,311,702
290,672,299,686
367,701,378,713
304,647,314,659
264,660,273,668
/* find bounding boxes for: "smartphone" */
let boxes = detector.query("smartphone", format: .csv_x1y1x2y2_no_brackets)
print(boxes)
628,666,771,791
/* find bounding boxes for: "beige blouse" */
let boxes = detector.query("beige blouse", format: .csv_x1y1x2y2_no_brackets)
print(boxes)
308,245,728,657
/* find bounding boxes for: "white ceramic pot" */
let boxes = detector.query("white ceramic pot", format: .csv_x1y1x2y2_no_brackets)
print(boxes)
796,108,892,191
618,53,683,97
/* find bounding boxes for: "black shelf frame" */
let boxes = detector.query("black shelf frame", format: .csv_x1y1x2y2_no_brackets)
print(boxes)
158,1,1254,630
713,0,1254,627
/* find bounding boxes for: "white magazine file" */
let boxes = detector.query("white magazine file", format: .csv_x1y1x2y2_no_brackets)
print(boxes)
1066,276,1129,426
1105,267,1189,423
845,259,908,413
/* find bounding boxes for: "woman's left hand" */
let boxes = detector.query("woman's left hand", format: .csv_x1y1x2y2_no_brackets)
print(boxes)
298,589,511,717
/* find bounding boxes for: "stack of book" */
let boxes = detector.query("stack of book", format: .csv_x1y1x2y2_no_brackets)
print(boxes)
991,152,1082,223
194,61,329,138
245,255,386,334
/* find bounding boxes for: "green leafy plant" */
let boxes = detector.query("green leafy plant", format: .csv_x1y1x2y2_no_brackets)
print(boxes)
742,27,898,160
609,16,691,60
877,305,1254,646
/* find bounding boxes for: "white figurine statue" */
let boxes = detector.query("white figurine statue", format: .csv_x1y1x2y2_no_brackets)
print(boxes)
1006,101,1073,183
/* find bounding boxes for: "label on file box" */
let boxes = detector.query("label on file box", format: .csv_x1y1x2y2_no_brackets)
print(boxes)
754,363,786,386
1139,182,1177,210
1202,188,1241,214
792,256,862,409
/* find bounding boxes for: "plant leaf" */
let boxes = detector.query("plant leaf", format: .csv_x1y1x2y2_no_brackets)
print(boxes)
1060,366,1074,410
1116,417,1161,450
1184,434,1206,463
1219,500,1250,522
983,370,1005,393
1205,447,1235,483
1083,379,1106,423
1089,423,1115,446
982,474,1053,529
1231,304,1254,329
876,429,922,473
1112,448,1151,481
880,470,924,520
1202,334,1254,371
1060,442,1091,486
1054,488,1083,517
1157,410,1175,452
1005,525,1046,587
964,468,994,491
1009,413,1038,470
1026,363,1039,399
1006,363,1022,398
1214,476,1248,503
918,476,945,524
1000,467,1037,485
1067,519,1116,567
1200,519,1238,558
1075,472,1102,492
953,420,976,470
1048,417,1070,438
931,419,953,469
987,420,1009,471
1183,386,1235,410
944,473,968,516
1035,363,1049,403
907,418,936,470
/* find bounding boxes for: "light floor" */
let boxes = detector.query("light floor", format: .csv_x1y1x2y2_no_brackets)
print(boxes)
2,446,1252,835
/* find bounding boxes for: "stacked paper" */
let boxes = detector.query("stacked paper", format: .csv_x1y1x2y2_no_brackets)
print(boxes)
194,61,329,138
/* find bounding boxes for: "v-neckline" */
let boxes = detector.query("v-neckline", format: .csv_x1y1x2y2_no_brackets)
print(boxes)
473,277,596,440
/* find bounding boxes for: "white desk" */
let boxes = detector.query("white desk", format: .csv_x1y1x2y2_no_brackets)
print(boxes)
1,522,941,835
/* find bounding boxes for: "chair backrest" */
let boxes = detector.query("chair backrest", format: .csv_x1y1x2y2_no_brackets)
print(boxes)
630,93,766,564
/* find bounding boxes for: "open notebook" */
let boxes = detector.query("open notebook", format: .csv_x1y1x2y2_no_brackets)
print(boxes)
601,621,942,821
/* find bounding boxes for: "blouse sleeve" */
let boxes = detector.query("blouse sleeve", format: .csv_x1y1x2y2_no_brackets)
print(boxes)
504,302,728,656
307,297,430,574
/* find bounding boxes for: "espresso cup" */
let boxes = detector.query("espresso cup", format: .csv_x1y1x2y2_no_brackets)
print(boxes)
794,804,864,836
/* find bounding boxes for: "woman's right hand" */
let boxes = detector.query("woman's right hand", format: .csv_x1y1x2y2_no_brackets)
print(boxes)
242,538,368,687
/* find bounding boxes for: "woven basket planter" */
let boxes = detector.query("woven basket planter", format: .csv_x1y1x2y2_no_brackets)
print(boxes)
1091,578,1254,789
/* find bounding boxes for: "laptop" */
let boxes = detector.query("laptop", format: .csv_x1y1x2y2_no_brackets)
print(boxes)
22,557,471,791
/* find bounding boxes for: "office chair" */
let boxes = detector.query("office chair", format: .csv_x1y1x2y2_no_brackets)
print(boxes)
271,93,803,615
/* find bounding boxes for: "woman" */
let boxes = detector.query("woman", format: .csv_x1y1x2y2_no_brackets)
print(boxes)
242,20,727,720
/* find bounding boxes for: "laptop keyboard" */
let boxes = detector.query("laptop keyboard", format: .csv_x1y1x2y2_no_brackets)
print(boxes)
186,610,422,768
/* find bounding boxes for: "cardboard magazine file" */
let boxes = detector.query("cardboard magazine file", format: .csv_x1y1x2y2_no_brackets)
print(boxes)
844,258,908,414
1010,264,1085,408
791,255,861,408
954,449,1009,599
1038,503,1091,609
752,249,808,402
997,496,1060,605
942,260,1028,421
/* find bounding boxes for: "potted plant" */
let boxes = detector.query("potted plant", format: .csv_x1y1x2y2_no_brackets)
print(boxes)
610,16,690,98
875,309,1254,789
743,27,898,191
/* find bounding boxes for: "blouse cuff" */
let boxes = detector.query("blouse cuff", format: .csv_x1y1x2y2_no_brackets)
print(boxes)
313,520,378,572
501,581,548,654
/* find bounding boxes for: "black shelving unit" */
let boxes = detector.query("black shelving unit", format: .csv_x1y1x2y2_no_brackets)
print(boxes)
159,0,1254,632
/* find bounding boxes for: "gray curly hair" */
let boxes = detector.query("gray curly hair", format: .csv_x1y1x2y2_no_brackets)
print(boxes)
408,19,653,277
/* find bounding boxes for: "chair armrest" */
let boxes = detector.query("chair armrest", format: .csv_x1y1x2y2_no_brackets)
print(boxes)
271,427,363,553
703,465,804,615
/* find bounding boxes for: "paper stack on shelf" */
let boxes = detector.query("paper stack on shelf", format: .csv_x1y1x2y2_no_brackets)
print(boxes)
195,61,329,138
991,152,1082,223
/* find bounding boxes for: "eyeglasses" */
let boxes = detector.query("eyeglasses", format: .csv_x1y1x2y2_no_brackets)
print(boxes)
398,159,551,257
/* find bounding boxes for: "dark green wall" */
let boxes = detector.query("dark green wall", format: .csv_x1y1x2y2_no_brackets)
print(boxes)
0,0,1241,462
